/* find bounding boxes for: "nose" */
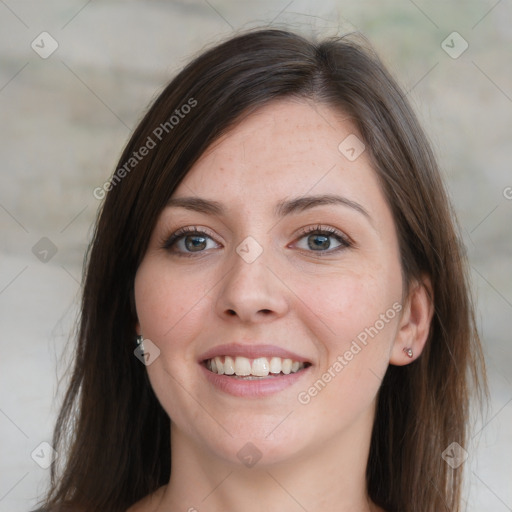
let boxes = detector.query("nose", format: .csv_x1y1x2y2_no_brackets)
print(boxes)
215,240,290,324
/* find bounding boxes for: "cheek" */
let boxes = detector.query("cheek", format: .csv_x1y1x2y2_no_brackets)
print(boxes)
292,264,401,417
134,258,213,422
295,263,401,347
134,257,213,342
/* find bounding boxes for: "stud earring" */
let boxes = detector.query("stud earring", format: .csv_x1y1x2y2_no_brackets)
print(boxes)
403,347,413,358
136,335,145,355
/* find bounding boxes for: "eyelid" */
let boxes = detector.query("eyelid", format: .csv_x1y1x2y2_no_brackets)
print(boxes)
294,224,351,242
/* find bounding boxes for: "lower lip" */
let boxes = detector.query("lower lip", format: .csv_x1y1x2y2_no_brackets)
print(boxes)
200,364,311,398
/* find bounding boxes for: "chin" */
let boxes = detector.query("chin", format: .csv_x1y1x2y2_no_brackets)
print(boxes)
195,417,312,469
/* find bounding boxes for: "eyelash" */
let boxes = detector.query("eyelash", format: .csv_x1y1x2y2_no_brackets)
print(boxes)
161,224,353,258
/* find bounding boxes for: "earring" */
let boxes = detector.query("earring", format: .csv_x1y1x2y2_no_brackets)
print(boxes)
403,347,413,358
136,335,145,355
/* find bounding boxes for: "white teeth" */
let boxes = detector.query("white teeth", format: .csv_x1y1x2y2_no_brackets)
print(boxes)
206,355,307,377
224,356,235,375
213,356,223,374
234,356,251,376
252,357,269,377
269,357,281,374
281,358,292,375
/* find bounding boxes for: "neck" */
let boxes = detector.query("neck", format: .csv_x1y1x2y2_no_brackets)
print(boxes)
159,405,381,512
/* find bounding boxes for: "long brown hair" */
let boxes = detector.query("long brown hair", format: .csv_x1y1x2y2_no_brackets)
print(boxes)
39,28,487,512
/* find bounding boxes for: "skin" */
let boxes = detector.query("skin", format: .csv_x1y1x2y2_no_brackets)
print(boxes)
130,98,433,512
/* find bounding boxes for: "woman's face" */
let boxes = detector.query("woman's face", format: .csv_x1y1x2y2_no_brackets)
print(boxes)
134,98,405,467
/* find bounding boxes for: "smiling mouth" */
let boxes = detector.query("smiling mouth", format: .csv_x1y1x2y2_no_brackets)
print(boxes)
203,355,311,379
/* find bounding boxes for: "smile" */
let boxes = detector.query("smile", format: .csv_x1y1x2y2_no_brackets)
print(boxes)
199,343,312,397
204,355,310,378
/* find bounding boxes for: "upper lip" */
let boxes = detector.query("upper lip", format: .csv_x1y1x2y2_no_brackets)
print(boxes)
198,343,311,364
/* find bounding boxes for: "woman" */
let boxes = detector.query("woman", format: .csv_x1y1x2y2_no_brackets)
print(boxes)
36,28,487,512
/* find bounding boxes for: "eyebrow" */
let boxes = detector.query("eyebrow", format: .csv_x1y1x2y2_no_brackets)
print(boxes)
166,194,372,222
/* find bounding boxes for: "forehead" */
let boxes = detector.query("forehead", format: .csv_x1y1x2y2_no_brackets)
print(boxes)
171,98,378,214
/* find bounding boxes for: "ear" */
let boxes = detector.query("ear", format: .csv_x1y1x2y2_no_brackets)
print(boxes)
390,275,434,366
135,321,141,336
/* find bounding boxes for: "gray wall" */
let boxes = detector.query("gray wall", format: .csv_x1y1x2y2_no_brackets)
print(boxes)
0,1,511,510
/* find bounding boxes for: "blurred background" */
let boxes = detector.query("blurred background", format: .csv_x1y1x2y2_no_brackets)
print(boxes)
0,1,510,511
